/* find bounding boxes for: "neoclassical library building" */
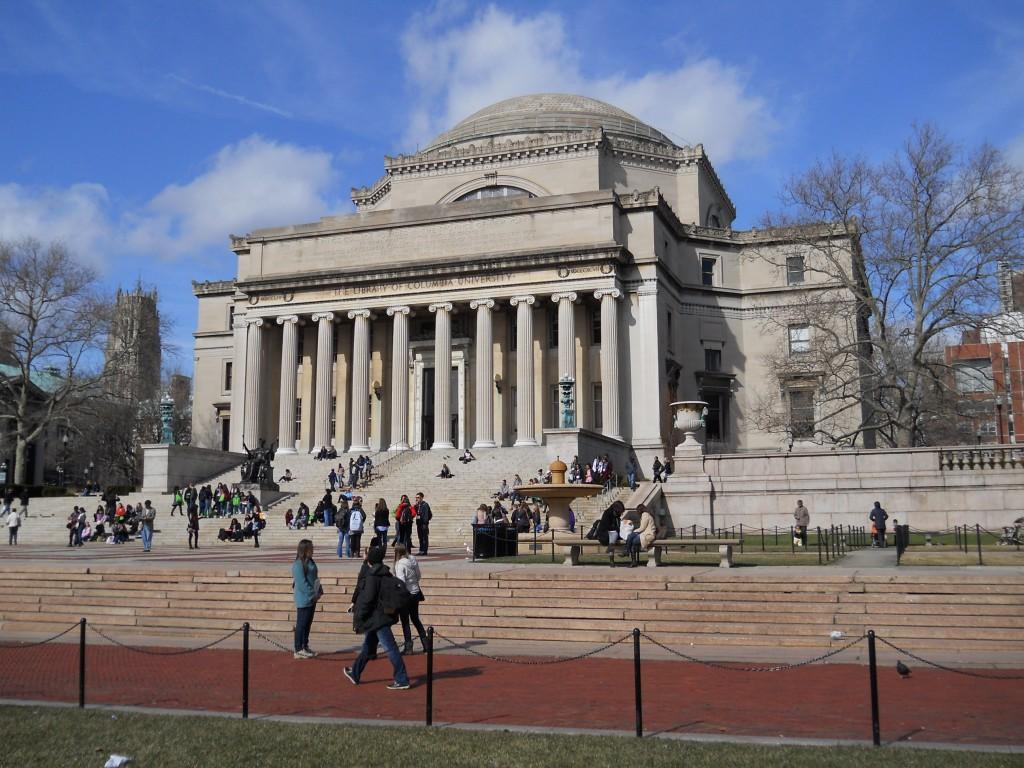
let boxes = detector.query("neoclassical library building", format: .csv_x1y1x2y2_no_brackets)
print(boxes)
192,94,861,468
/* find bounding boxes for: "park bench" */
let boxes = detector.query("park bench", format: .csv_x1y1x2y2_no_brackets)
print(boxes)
546,536,743,568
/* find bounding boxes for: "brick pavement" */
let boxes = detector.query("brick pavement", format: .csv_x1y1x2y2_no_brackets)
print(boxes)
1,634,1021,747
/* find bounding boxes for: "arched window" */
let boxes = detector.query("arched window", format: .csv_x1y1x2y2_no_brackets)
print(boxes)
453,185,533,203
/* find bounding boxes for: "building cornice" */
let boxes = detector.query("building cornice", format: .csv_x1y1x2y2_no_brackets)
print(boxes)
191,279,235,297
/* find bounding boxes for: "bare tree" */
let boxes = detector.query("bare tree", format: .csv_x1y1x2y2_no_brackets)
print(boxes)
0,239,123,485
753,125,1024,447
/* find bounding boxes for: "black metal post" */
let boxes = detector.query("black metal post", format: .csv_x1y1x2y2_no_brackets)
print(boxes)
976,523,983,566
739,523,744,554
426,626,434,727
791,526,796,554
78,617,86,709
472,524,477,562
761,525,765,552
774,525,779,547
817,526,823,565
242,622,249,719
633,627,643,738
868,630,880,746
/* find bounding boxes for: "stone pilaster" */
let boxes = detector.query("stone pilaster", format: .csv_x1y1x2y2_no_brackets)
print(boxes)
348,309,372,452
429,302,454,450
242,317,264,447
595,288,623,441
311,312,335,453
276,315,300,454
471,299,497,448
229,314,247,452
510,295,538,446
387,306,411,451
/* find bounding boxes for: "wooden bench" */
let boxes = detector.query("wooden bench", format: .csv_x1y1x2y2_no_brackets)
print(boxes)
546,537,742,568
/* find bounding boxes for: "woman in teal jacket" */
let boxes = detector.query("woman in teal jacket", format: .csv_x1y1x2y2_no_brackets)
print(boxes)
291,539,320,658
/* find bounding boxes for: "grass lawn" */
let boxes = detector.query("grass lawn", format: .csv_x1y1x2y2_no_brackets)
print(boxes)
485,550,829,566
899,550,1024,566
2,705,1018,768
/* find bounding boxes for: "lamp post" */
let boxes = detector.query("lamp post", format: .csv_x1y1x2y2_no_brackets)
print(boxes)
0,460,7,486
61,434,69,488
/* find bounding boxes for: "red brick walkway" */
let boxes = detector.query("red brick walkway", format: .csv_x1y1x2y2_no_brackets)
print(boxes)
1,638,1021,746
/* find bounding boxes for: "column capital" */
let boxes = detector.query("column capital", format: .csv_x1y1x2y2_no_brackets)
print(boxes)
311,311,335,323
509,295,535,307
594,288,622,301
246,317,265,328
233,315,248,331
275,314,301,326
386,305,411,317
551,291,579,304
469,298,495,310
428,302,453,314
347,309,372,320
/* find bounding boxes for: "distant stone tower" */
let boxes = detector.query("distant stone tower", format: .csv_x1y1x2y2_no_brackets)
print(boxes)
104,283,161,403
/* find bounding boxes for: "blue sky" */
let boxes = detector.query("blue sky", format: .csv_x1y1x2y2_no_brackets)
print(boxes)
1,0,1022,375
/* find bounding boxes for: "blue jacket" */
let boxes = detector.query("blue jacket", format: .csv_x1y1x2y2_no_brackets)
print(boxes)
292,559,319,608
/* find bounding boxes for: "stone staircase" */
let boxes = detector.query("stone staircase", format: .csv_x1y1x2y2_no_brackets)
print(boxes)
1,562,1022,652
12,447,631,548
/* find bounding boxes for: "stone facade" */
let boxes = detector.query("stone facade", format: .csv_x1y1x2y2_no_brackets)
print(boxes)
191,94,867,470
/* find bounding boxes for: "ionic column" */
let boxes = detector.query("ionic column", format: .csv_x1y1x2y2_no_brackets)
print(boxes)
242,318,264,447
311,312,335,452
429,302,454,450
552,292,578,380
276,315,301,454
471,299,497,448
349,309,372,452
595,288,623,441
387,306,411,451
510,295,538,446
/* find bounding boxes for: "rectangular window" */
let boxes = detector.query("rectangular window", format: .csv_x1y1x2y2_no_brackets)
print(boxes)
510,385,517,435
787,255,805,285
550,384,560,427
509,316,517,352
592,383,603,431
227,305,235,330
297,331,305,367
294,400,302,445
701,257,716,286
666,311,673,347
591,309,601,345
702,392,725,442
224,361,233,393
548,309,558,349
330,395,337,439
954,360,994,393
788,324,811,354
789,389,815,439
704,348,721,372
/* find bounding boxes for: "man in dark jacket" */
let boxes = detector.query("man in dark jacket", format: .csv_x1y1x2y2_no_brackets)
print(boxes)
344,546,410,690
869,501,889,548
414,492,432,555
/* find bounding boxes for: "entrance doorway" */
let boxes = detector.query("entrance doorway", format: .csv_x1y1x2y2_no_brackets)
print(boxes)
420,367,434,450
221,418,230,451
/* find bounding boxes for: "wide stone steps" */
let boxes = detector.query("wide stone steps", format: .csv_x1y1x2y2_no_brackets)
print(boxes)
1,564,1023,652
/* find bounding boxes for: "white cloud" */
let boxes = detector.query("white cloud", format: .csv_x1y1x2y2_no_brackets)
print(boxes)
126,135,338,259
401,5,777,163
0,136,340,266
0,182,113,268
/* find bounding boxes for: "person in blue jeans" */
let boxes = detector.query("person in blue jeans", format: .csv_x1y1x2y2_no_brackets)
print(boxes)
344,546,410,690
291,538,319,659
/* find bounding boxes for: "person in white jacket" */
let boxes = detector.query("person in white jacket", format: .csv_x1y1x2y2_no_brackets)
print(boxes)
393,543,427,655
7,506,21,545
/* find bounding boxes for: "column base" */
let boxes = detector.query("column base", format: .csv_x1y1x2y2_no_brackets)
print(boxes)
431,441,455,450
276,447,297,455
514,438,540,447
472,440,497,449
388,442,411,452
602,433,624,443
349,444,371,453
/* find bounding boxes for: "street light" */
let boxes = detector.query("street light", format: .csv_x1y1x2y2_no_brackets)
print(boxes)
61,433,69,487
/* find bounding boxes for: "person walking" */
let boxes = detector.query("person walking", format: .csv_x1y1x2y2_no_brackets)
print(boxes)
187,504,200,549
793,500,810,547
652,457,665,483
336,498,351,559
372,498,390,556
8,505,21,545
349,498,365,558
170,487,184,516
17,487,29,519
139,500,157,552
1,486,14,517
291,539,320,659
869,501,889,548
625,458,637,491
393,543,427,655
414,492,431,555
343,546,411,690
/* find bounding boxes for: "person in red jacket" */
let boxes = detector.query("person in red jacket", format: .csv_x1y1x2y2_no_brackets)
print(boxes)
393,494,414,548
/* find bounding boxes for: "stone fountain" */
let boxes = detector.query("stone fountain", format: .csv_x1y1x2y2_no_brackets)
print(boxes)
515,457,603,531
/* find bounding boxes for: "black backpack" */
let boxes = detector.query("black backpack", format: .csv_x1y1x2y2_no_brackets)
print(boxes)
336,507,350,530
400,504,413,525
378,572,413,616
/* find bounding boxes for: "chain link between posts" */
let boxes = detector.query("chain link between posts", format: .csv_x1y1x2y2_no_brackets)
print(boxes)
0,622,81,648
640,631,868,672
86,624,242,655
430,628,633,665
875,635,1024,680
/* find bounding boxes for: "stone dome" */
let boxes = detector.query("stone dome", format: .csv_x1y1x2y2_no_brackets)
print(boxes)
423,93,676,152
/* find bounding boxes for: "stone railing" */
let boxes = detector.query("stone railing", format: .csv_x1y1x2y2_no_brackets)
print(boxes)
938,445,1024,471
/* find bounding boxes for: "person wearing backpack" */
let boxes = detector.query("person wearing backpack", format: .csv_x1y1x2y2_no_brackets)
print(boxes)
394,494,414,548
414,492,432,555
393,543,427,655
336,499,351,559
348,498,364,558
344,546,411,690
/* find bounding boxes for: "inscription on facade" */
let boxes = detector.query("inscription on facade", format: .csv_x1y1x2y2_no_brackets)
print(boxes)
332,272,514,297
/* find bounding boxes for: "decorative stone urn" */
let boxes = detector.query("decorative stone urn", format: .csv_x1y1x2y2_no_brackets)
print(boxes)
671,400,708,453
514,457,601,532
